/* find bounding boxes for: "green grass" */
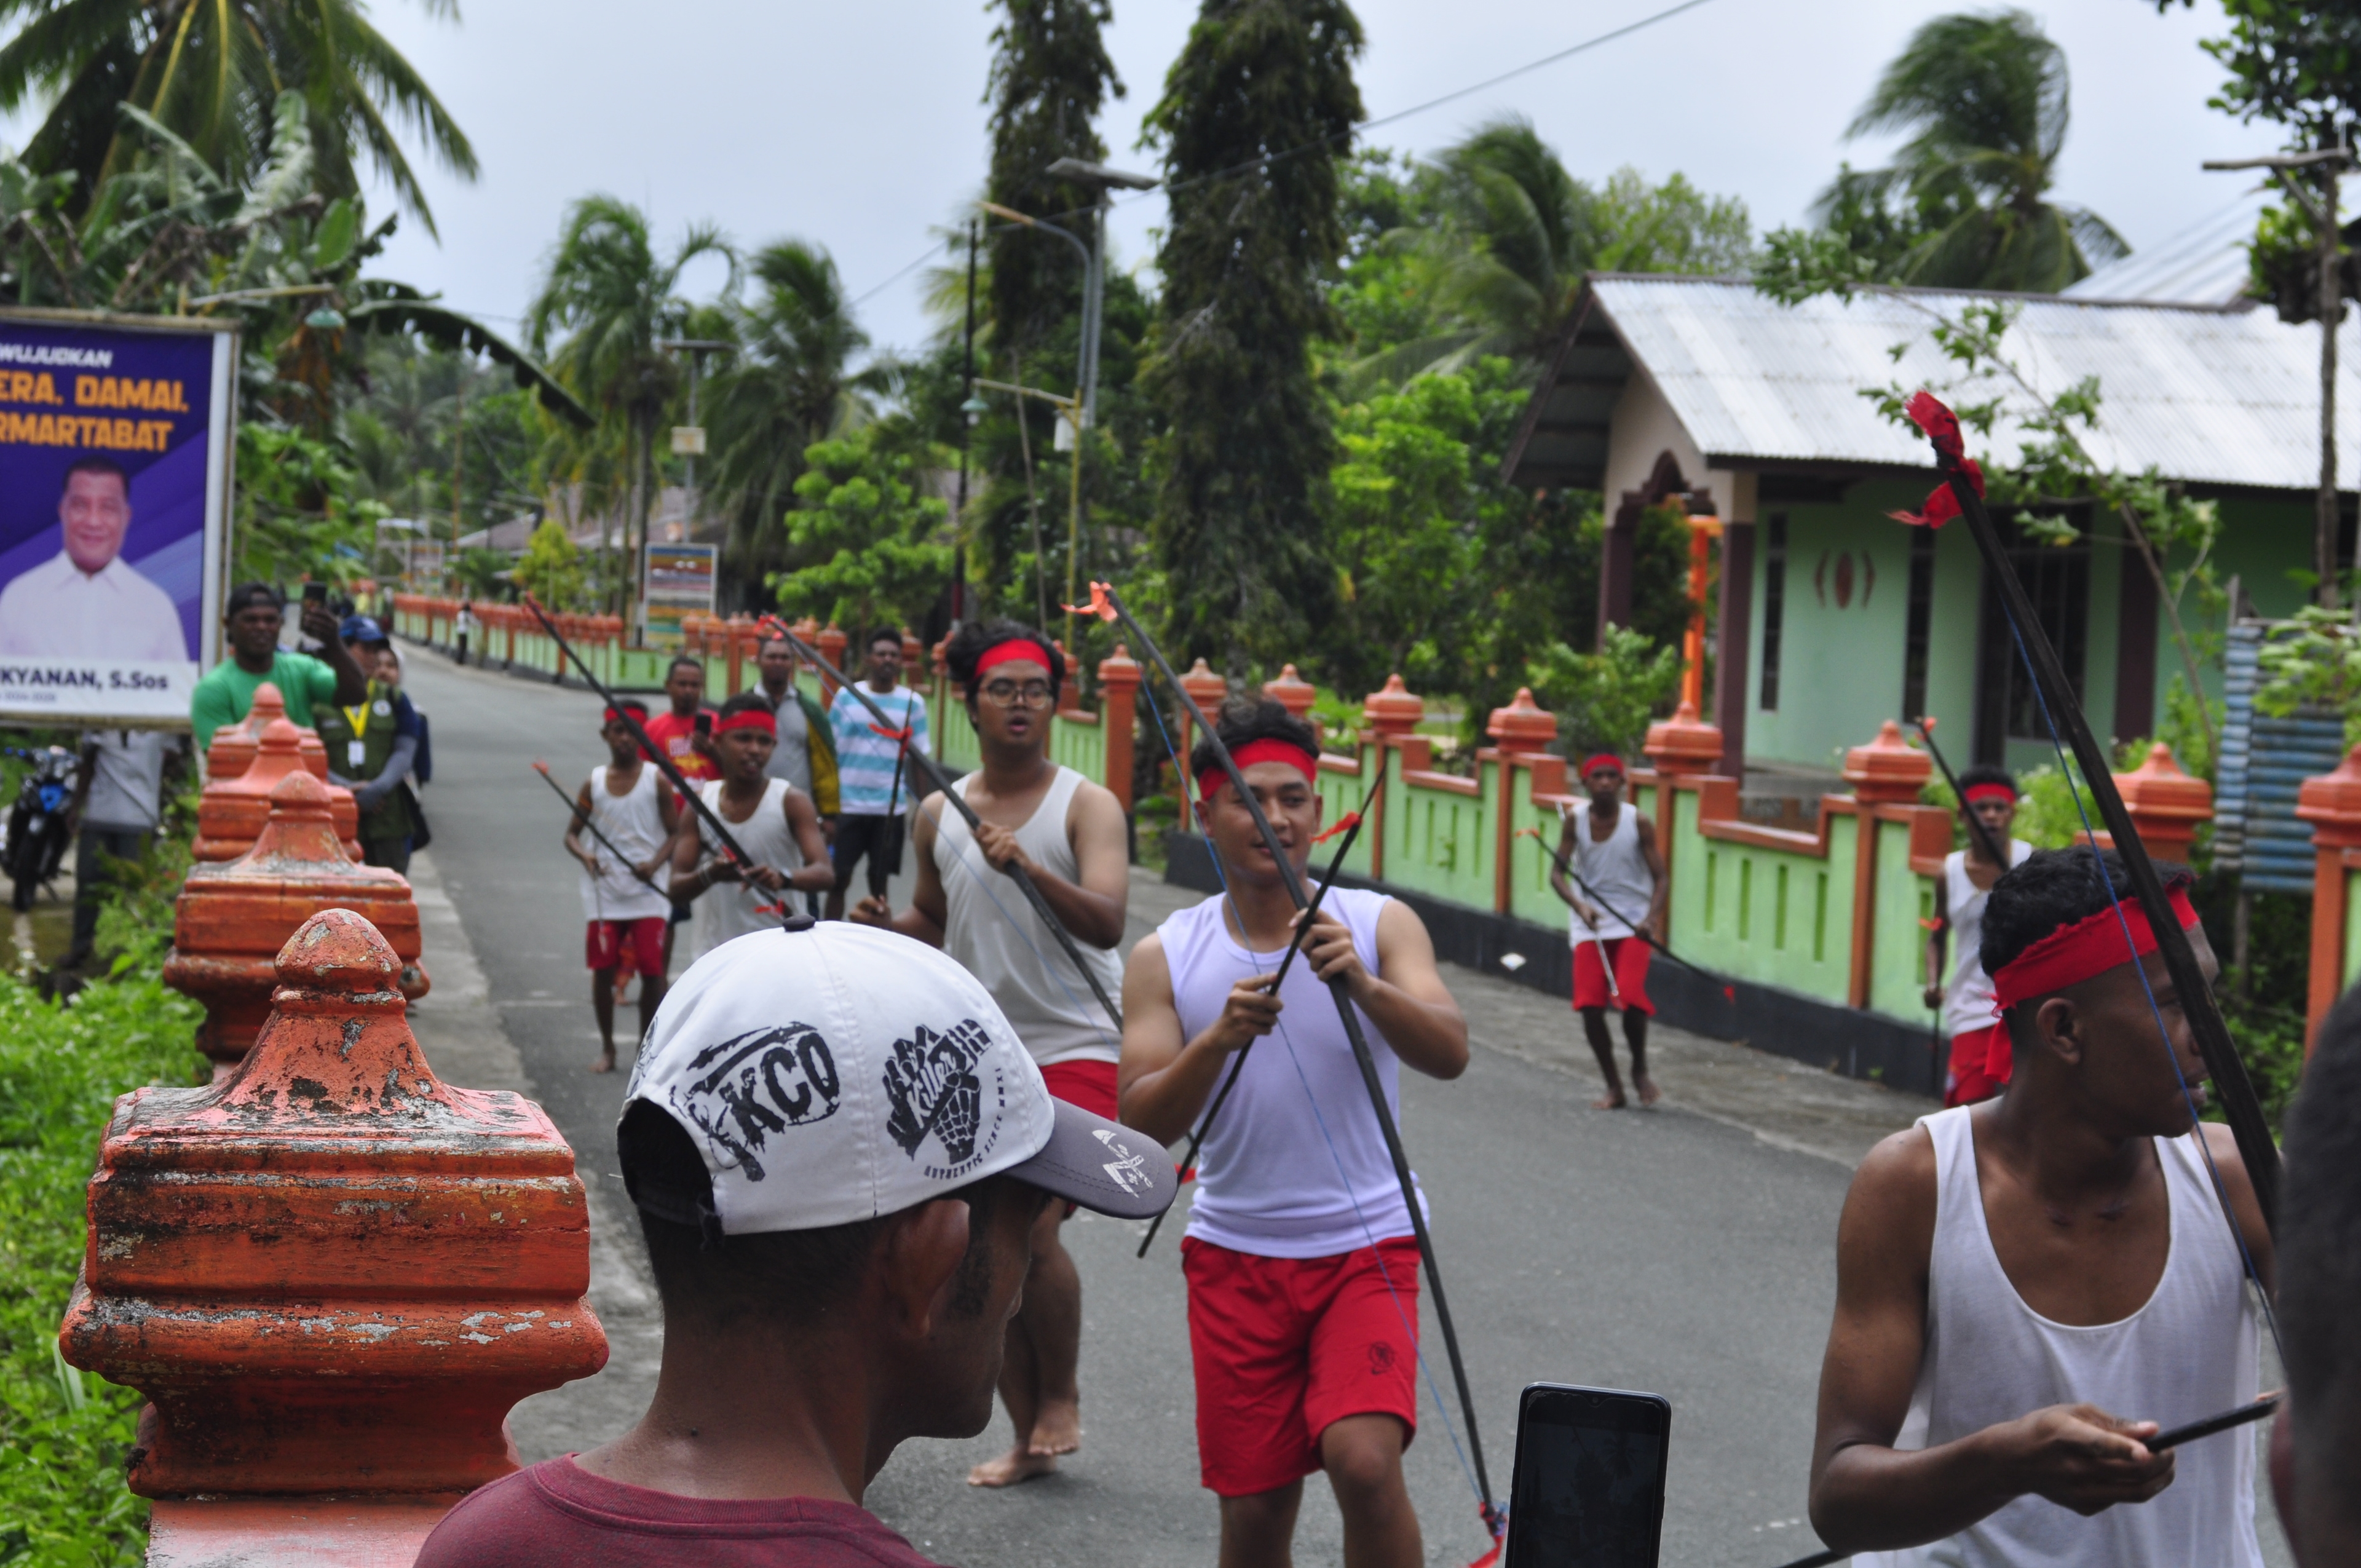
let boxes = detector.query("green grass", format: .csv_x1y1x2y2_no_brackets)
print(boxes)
0,801,204,1567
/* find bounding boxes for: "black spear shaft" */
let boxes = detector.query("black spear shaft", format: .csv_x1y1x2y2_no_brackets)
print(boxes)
532,761,665,895
1931,446,2282,1228
1136,769,1382,1259
759,617,1125,1029
518,596,796,929
1912,716,2009,868
1523,823,1720,984
1096,586,1499,1527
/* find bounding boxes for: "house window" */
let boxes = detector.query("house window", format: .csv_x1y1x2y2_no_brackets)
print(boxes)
1759,513,1787,710
1974,510,2090,760
1902,526,1936,721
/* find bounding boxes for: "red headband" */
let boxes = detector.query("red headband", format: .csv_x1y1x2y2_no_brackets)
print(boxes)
1989,884,2200,1013
976,639,1053,676
713,710,776,738
1963,782,2017,805
604,705,646,726
1580,754,1624,780
1198,737,1318,803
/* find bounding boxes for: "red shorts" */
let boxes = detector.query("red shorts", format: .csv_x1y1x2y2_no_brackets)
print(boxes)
1180,1235,1421,1497
1572,937,1653,1014
1038,1058,1120,1120
586,917,666,978
1945,1021,2012,1106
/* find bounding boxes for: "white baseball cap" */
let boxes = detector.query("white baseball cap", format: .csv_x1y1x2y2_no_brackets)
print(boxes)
622,919,1171,1233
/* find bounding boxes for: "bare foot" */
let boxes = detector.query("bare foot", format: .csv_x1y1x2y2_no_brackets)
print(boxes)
1593,1090,1627,1110
967,1447,1058,1487
590,1046,616,1074
1635,1074,1662,1106
1027,1400,1083,1458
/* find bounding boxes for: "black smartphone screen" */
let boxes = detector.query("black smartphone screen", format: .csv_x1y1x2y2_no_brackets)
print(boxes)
301,582,326,605
1504,1384,1670,1568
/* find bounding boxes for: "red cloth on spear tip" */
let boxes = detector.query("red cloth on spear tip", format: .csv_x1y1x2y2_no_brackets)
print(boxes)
1889,390,1985,529
1062,581,1120,622
1312,811,1361,844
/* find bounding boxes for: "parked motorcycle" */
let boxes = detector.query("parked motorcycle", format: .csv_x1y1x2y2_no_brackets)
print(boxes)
4,745,77,911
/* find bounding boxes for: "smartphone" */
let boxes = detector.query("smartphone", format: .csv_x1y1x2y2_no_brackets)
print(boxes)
301,581,326,606
1504,1383,1671,1568
693,711,713,737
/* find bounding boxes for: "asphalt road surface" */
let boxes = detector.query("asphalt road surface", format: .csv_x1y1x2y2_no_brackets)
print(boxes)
392,642,2289,1568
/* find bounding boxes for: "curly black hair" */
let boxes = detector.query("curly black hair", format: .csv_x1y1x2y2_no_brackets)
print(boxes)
1188,695,1319,784
944,620,1066,706
1980,845,2194,981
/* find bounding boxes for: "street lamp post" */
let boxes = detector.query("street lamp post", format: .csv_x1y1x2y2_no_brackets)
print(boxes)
657,338,730,626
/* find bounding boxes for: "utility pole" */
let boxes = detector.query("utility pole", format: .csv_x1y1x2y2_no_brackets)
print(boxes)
954,221,980,626
2209,141,2354,606
658,338,729,614
450,369,466,592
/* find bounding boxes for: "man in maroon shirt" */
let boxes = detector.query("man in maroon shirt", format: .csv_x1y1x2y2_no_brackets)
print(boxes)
415,921,1173,1566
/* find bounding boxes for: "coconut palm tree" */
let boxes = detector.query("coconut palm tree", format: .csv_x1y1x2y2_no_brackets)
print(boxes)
526,196,729,628
1825,9,2126,292
0,0,475,233
703,239,886,589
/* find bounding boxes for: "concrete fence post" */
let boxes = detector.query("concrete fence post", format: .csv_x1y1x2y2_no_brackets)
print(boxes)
1841,720,1934,1010
1361,674,1424,880
1099,643,1141,814
2297,743,2361,1050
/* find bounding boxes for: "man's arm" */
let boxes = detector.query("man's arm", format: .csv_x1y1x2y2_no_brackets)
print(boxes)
851,793,947,944
1548,810,1602,927
1117,932,1281,1144
352,732,417,809
566,782,603,874
1635,810,1669,941
189,676,232,753
300,603,370,705
1297,898,1469,1080
2196,1122,2275,1292
1808,1127,2175,1553
969,780,1129,949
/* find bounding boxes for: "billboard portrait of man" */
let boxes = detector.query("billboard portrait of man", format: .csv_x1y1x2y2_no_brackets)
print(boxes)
0,455,186,660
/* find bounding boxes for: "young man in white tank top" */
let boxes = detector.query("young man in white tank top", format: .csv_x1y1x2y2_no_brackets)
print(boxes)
851,622,1130,1489
1811,847,2273,1567
1120,700,1468,1568
1921,764,2033,1106
568,700,684,1074
1549,754,1669,1109
667,693,833,960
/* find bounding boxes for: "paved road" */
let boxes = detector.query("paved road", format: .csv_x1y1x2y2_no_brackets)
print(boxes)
392,644,2288,1568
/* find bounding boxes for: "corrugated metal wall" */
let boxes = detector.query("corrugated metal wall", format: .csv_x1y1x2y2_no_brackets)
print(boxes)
2215,623,2344,893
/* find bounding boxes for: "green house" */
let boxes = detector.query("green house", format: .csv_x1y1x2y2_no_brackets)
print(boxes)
1502,274,2355,780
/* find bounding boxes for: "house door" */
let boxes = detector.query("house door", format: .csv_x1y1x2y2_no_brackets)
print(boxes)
1972,511,2090,765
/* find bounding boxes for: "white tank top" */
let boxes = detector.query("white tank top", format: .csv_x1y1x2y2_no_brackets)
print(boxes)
930,766,1122,1067
578,764,673,923
1858,1106,2263,1568
1161,887,1424,1258
1940,842,2033,1039
692,777,804,949
1565,801,1653,944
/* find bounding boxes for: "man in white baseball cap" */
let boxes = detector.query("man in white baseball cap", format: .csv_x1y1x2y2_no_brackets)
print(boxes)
416,918,1172,1566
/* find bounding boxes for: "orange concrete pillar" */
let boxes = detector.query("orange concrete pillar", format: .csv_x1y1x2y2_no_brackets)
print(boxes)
2297,745,2361,1050
1840,720,1935,1008
65,907,605,1556
1053,640,1087,715
2113,742,2213,865
204,681,285,782
1487,686,1559,913
1643,700,1725,780
1361,675,1425,879
167,770,429,1074
1175,659,1232,820
1263,664,1317,724
1099,643,1141,814
902,626,925,684
194,714,360,863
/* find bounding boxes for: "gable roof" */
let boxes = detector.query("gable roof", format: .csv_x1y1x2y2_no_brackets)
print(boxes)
2058,188,2270,308
1504,273,2361,496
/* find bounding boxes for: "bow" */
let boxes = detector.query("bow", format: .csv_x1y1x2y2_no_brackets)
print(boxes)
520,596,803,930
1093,583,1503,1540
756,615,1125,1029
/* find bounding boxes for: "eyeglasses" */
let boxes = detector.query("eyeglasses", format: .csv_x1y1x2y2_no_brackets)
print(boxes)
979,680,1054,708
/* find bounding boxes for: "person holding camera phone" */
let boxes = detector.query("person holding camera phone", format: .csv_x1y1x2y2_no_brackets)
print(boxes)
1120,698,1469,1568
1809,847,2271,1567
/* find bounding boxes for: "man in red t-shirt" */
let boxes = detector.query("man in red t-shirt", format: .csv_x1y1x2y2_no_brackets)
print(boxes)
638,655,719,785
414,922,1174,1566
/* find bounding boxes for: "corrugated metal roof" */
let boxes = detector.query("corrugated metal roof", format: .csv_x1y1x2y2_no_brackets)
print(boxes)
2060,188,2269,308
1586,274,2361,492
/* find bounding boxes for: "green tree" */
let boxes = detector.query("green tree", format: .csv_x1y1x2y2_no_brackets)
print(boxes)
1141,0,1364,670
985,0,1123,354
510,518,588,609
770,428,954,636
1765,10,2126,293
527,196,728,623
703,239,882,591
1525,625,1683,759
0,0,476,232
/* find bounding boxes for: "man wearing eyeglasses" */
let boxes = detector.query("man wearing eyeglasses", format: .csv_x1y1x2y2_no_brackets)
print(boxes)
853,619,1129,1491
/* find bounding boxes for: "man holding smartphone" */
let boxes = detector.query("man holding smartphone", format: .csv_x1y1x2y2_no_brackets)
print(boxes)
1808,847,2271,1567
1120,698,1469,1568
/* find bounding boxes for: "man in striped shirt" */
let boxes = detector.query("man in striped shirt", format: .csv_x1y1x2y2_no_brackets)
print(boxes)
825,627,930,920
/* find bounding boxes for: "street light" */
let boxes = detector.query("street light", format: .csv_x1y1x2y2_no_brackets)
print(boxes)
1043,157,1157,435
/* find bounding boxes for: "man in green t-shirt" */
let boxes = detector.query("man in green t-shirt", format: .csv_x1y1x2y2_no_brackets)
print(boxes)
189,582,371,750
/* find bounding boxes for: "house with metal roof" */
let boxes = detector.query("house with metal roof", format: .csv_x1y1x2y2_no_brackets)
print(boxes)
1501,273,2361,778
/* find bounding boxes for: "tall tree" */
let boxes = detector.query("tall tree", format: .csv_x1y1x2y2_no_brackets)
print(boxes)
703,239,885,592
986,0,1123,357
1141,0,1362,669
1801,10,2125,292
0,0,476,232
526,197,729,624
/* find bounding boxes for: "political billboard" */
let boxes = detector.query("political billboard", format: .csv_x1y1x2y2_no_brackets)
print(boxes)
643,542,717,649
0,310,238,726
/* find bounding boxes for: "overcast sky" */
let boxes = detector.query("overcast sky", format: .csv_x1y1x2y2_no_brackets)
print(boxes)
52,0,2302,360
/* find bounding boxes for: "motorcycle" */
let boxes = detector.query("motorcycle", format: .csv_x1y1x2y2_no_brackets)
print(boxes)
4,745,78,911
